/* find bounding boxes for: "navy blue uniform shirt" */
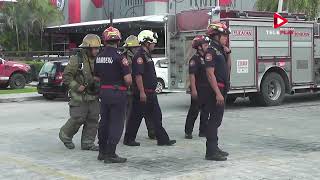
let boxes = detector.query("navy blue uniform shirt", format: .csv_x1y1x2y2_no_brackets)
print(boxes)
204,40,228,86
94,46,130,86
189,52,209,88
132,47,157,91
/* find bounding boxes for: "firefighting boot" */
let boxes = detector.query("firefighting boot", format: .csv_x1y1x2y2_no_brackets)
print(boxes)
148,131,156,140
198,132,206,138
81,145,99,151
157,140,176,146
205,152,227,161
59,130,75,149
104,144,127,164
185,133,193,139
97,144,106,161
123,140,140,146
216,147,229,157
205,142,227,161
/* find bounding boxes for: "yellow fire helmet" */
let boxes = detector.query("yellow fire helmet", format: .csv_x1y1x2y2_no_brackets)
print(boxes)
123,35,140,47
79,34,103,48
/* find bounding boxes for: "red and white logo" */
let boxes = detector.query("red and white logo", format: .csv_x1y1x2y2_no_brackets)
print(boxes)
273,13,288,29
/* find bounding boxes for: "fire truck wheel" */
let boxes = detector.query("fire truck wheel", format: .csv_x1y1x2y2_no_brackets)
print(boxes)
9,73,26,89
258,72,285,106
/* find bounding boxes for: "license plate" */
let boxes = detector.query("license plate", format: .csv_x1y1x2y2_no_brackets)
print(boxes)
43,78,48,83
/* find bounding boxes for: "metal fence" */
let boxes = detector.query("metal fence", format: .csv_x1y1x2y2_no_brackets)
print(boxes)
2,51,73,61
2,48,166,61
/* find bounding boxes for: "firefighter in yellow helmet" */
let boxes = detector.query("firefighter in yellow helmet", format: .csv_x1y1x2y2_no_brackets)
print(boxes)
59,34,102,151
122,35,156,142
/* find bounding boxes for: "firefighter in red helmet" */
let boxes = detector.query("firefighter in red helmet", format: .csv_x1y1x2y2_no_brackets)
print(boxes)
201,22,231,161
95,26,132,163
184,35,210,139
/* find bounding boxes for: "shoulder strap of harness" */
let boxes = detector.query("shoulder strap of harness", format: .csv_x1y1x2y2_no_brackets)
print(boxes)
77,51,84,69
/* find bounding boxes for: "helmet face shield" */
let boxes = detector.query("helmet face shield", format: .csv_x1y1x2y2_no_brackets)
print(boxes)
153,33,158,40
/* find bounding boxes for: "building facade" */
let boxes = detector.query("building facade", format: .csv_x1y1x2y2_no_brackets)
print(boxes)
52,0,258,25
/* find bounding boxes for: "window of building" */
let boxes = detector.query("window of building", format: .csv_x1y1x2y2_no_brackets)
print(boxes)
190,0,214,8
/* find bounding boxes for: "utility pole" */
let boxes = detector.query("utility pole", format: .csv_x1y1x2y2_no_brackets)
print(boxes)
110,12,113,27
277,0,284,13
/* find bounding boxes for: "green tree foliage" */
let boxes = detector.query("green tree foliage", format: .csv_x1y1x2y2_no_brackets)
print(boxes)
256,0,320,20
0,0,63,51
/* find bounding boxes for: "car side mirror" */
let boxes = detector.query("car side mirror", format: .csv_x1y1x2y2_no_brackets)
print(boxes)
159,60,168,68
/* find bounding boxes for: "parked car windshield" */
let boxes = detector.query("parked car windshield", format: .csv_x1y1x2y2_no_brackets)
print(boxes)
39,62,57,77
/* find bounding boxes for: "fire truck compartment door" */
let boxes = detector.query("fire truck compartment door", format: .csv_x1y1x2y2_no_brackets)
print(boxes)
291,27,313,84
229,25,256,87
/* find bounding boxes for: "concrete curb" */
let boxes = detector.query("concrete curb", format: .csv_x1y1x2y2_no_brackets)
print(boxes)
27,81,38,87
0,95,43,103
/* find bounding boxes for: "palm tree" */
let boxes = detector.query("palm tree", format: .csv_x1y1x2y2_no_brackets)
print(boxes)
30,0,63,48
0,0,63,51
256,0,320,20
2,3,20,51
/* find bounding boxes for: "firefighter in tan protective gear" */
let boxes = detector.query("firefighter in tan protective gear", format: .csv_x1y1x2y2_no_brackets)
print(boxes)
59,34,102,151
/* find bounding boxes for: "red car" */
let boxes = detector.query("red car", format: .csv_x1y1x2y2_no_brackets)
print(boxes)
0,58,32,89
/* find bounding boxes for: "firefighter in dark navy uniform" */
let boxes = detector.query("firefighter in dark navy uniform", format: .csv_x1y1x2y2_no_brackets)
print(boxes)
184,35,210,139
123,30,176,146
122,35,156,140
95,27,132,163
202,22,231,161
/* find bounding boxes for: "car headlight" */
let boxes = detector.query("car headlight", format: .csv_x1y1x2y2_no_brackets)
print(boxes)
26,65,31,71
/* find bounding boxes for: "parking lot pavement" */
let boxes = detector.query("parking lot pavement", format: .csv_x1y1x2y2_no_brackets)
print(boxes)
0,93,320,180
0,92,42,103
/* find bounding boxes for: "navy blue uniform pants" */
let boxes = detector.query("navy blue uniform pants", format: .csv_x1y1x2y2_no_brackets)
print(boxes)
125,94,155,134
199,88,226,155
98,89,127,152
124,93,170,144
185,96,209,135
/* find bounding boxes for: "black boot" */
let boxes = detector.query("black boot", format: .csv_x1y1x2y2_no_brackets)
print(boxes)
97,144,106,161
157,140,176,146
185,133,193,139
216,147,229,157
148,131,156,140
123,140,140,146
205,142,227,161
104,144,127,164
198,132,206,138
97,150,105,161
205,151,227,161
82,145,99,151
